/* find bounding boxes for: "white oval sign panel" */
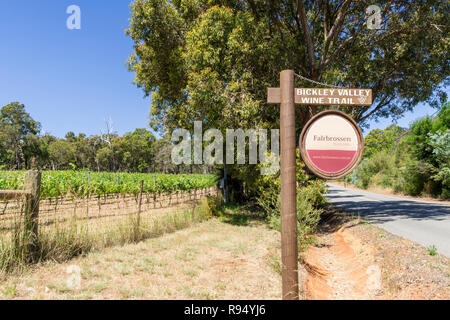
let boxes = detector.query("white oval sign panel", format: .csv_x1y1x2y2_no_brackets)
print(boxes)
300,111,364,179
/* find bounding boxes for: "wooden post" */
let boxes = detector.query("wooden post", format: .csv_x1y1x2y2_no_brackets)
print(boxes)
267,71,371,300
137,180,144,227
24,171,41,259
223,164,228,203
153,176,157,208
280,70,299,300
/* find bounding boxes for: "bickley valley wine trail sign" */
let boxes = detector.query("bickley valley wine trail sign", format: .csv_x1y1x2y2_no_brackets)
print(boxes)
268,87,372,106
267,70,371,300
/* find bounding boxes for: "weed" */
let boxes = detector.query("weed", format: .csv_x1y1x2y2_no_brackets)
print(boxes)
427,245,438,256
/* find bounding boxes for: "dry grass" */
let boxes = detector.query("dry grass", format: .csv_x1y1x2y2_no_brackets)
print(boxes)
0,196,215,274
0,206,282,300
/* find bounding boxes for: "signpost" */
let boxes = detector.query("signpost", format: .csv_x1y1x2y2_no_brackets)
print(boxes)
268,87,372,106
267,70,371,300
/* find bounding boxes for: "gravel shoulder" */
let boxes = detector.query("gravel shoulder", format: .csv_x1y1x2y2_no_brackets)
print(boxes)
302,209,449,300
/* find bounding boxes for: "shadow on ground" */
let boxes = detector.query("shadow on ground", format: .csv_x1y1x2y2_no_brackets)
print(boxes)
218,203,266,226
326,187,450,224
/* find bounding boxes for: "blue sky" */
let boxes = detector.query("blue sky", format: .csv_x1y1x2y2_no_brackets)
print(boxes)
0,1,446,138
0,1,151,138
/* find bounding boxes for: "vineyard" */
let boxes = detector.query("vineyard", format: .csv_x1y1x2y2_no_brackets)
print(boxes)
0,171,219,197
0,170,221,273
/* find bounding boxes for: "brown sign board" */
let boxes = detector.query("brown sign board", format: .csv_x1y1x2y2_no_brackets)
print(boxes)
268,87,372,106
299,110,364,179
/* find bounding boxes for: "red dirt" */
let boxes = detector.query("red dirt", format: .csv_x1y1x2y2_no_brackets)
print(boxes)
303,228,384,300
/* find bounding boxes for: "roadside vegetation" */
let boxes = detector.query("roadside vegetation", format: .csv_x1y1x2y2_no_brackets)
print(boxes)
254,151,328,251
349,102,449,199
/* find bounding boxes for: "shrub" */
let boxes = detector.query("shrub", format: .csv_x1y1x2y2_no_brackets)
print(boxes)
354,152,396,189
256,161,327,252
206,192,224,217
400,160,437,196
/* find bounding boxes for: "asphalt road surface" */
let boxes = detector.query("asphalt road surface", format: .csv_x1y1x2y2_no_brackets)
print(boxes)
326,184,450,257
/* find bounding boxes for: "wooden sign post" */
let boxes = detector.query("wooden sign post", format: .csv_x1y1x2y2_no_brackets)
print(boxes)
268,70,372,300
267,70,299,300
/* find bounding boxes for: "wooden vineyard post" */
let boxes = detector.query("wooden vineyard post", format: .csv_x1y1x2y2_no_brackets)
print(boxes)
153,176,157,209
137,180,144,228
24,171,41,260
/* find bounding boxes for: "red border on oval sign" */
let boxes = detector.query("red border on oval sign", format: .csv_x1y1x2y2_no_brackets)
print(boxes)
299,110,364,179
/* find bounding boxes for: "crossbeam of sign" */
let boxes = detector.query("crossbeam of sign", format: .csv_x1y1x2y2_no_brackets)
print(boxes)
268,87,373,106
267,70,373,301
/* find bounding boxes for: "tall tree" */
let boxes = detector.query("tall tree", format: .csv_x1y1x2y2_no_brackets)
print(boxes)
127,0,449,133
0,102,41,169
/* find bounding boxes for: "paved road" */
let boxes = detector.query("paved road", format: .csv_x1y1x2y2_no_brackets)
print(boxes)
326,184,450,257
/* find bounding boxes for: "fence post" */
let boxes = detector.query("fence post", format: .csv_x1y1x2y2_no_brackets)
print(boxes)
153,176,157,208
24,171,41,260
138,180,144,227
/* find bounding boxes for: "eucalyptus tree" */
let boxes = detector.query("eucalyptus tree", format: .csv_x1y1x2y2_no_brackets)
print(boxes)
127,0,449,134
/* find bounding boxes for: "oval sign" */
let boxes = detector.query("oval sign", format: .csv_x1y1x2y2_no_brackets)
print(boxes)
299,110,364,179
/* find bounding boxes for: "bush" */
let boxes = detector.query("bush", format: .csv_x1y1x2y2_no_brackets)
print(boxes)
256,160,327,251
354,152,396,189
400,160,438,196
206,192,224,217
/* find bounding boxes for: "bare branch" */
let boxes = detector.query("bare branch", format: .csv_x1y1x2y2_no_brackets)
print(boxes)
297,0,316,73
320,0,352,67
359,95,394,122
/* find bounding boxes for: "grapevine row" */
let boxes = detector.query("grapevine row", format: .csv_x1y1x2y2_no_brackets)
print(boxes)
0,171,219,198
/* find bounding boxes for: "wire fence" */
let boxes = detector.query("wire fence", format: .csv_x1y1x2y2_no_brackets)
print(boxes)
0,173,219,243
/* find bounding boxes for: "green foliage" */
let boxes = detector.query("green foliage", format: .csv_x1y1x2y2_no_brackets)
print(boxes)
256,153,327,251
128,0,449,134
0,102,41,170
364,125,408,159
354,152,396,189
126,0,449,200
206,192,224,217
0,102,212,175
0,170,218,198
265,181,326,251
353,102,449,199
427,245,438,256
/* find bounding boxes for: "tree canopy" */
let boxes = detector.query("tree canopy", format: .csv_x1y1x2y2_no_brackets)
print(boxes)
127,0,449,134
0,102,210,174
